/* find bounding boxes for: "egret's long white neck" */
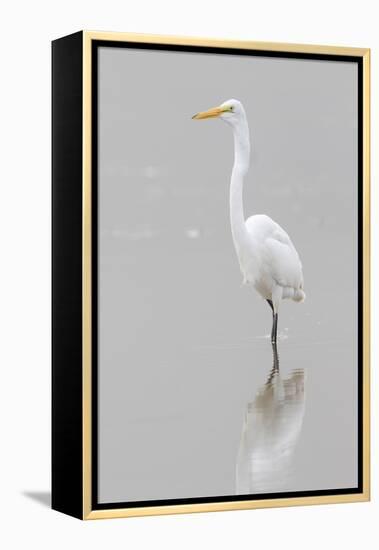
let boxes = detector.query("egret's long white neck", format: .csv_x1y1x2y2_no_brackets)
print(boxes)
230,116,250,251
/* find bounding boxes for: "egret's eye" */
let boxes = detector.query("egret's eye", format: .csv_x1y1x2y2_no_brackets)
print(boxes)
230,106,234,111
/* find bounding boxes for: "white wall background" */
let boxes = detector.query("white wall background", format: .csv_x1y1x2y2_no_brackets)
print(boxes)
0,1,376,548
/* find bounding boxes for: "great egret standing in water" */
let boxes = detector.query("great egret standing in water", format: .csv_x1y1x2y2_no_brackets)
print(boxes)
192,99,305,342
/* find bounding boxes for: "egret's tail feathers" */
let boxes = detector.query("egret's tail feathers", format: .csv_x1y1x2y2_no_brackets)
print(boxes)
282,286,306,302
294,288,306,302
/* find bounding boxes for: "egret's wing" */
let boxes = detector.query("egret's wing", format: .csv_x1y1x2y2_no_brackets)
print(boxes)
245,214,291,244
263,235,304,289
245,214,304,289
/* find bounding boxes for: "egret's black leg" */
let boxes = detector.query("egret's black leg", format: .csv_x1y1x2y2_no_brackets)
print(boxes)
267,299,278,343
271,313,278,344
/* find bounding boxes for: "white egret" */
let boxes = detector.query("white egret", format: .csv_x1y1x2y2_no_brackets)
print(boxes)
192,99,305,342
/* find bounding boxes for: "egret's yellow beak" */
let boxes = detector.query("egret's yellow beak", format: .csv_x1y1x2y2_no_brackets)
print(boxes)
192,105,226,120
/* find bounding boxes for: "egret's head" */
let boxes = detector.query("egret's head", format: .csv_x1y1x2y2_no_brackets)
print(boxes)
192,99,245,127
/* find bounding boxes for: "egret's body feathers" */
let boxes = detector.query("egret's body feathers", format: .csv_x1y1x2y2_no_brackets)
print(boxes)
242,214,305,308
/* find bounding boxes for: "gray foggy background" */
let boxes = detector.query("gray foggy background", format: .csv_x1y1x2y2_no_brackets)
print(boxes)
98,46,358,503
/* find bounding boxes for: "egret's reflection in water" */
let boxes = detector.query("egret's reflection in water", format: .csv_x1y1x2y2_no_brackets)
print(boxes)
236,344,305,495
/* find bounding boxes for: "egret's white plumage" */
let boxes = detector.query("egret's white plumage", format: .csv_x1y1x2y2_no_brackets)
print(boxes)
193,99,305,341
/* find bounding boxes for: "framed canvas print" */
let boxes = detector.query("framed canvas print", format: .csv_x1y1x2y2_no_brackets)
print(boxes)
52,31,370,520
